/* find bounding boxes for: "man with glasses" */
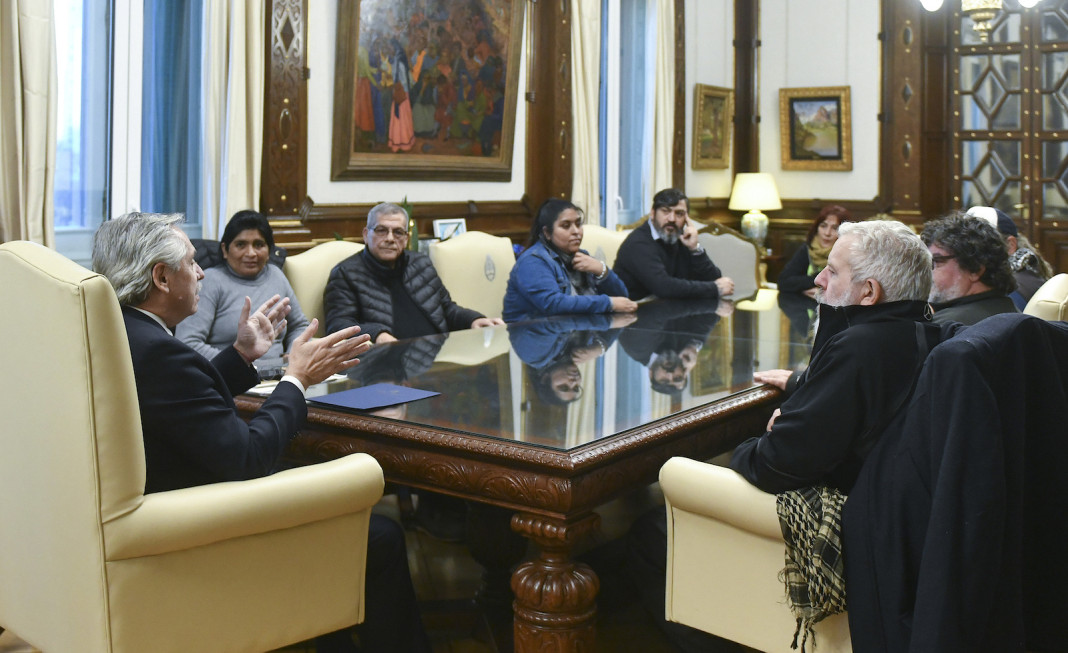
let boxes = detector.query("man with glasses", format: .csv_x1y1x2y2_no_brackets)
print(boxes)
922,212,1018,325
324,202,503,342
613,187,734,301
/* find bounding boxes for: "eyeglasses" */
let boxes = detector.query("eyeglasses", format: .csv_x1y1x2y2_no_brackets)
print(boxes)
371,226,409,239
931,253,957,269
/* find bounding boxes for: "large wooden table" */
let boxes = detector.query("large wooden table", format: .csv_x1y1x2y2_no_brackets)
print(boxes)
237,296,810,652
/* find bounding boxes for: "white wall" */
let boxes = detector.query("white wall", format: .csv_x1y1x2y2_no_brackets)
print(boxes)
306,0,879,206
306,0,528,204
759,0,881,201
684,0,734,199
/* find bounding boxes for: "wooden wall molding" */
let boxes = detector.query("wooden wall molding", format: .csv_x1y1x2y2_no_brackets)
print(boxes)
262,0,308,221
280,198,534,254
673,0,686,188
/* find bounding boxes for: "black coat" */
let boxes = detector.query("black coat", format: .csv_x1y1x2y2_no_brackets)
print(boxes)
324,248,483,339
730,300,951,494
123,308,306,493
843,314,1068,652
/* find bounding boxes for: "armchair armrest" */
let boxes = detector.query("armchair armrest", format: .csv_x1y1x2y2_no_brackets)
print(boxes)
659,456,780,540
104,453,383,560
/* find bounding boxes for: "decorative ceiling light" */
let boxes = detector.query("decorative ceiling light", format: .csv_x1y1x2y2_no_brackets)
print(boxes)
920,0,1044,42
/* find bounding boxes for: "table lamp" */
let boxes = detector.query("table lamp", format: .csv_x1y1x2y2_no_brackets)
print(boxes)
728,172,781,251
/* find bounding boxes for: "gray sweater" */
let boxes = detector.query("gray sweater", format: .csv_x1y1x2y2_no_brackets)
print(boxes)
176,263,309,363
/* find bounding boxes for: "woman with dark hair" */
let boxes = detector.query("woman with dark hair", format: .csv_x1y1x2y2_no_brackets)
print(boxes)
503,199,637,322
777,205,854,297
176,210,309,366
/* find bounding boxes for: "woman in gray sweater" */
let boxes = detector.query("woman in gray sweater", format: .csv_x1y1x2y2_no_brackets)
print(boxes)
176,211,309,366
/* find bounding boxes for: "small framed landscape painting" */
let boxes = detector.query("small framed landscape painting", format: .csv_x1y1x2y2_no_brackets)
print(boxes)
779,86,852,171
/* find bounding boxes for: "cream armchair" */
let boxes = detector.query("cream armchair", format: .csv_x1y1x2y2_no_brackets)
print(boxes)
1023,273,1068,321
0,241,384,653
661,457,852,653
697,223,763,301
579,223,629,268
283,240,364,326
428,230,514,318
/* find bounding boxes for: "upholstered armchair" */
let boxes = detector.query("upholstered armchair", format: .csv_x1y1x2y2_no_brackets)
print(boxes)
283,240,364,326
661,457,852,653
0,241,384,653
1024,272,1068,321
428,230,514,318
579,223,630,268
696,223,764,301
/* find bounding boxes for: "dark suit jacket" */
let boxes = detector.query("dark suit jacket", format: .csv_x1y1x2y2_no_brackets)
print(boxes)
123,307,307,493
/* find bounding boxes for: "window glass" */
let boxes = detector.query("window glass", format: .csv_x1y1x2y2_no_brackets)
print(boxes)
54,0,111,264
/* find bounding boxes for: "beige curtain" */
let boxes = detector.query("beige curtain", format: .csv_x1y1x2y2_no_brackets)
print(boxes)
650,0,674,196
201,0,265,239
0,1,56,246
571,0,601,224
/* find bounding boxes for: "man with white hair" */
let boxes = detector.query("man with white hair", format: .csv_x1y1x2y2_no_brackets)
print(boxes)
93,212,431,653
732,220,955,493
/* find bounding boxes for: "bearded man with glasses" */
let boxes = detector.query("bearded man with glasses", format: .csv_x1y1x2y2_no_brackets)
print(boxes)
922,212,1018,326
324,202,504,342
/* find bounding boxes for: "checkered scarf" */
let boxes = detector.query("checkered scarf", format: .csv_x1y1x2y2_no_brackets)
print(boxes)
776,485,848,652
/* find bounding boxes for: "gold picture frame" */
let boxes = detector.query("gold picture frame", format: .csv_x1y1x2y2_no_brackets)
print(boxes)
691,84,733,170
779,86,852,171
330,0,526,181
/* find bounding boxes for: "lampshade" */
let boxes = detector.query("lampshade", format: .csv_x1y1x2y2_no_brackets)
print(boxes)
728,173,782,212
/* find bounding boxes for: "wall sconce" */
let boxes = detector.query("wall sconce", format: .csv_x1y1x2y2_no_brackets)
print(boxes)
728,173,781,252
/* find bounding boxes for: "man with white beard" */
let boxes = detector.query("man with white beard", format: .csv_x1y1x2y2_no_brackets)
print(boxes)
612,187,734,300
731,220,955,494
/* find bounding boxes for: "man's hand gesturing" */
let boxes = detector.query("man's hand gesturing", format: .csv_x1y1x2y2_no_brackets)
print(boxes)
233,295,290,364
286,320,372,389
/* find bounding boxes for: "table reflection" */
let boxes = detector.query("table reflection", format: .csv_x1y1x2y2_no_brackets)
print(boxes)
305,292,812,451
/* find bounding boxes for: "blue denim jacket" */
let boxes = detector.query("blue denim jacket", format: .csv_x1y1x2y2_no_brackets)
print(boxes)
503,241,628,322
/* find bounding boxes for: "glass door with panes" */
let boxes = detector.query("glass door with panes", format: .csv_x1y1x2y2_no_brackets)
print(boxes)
954,0,1068,270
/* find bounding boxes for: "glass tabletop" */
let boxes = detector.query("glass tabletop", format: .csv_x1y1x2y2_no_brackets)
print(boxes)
304,292,815,452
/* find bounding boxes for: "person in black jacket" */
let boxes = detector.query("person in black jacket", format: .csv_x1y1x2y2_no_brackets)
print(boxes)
731,219,953,494
922,211,1018,326
324,202,503,342
613,188,734,300
93,212,430,653
776,204,853,297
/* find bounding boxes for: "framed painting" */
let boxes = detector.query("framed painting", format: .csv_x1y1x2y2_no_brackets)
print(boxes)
432,217,467,239
331,0,525,181
691,84,733,169
779,86,852,171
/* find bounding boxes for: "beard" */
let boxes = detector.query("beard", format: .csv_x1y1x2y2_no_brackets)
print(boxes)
660,229,679,246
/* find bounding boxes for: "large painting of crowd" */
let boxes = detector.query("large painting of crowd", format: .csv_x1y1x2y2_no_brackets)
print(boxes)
332,0,524,181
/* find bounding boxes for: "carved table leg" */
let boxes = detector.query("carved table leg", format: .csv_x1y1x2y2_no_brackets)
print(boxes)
510,512,601,653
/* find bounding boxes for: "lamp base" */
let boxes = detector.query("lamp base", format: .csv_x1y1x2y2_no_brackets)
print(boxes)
740,210,769,249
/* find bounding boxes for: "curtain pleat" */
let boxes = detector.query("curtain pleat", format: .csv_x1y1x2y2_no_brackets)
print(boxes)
651,0,674,195
201,0,264,240
571,0,601,224
0,0,56,246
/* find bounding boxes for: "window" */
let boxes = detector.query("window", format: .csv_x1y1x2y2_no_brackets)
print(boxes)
54,0,204,266
53,0,111,265
600,0,656,229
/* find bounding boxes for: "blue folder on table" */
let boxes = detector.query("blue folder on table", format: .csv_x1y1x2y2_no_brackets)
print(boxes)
307,383,439,411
